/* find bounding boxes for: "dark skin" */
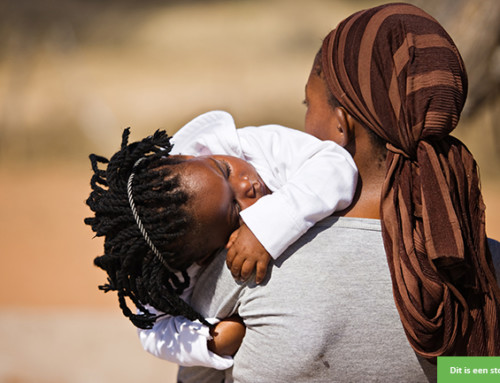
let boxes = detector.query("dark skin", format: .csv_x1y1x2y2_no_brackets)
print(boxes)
225,223,270,283
208,315,246,356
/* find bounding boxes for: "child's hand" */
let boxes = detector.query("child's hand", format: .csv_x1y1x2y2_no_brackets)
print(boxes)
208,315,246,356
225,223,271,284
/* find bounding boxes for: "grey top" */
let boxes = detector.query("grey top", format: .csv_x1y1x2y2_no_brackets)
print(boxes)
178,217,500,383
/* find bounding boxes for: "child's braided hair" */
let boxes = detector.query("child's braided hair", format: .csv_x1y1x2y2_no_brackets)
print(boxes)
85,128,210,329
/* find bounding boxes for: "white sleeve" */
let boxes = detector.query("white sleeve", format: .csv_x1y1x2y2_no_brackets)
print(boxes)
137,265,233,370
170,110,242,157
238,126,358,259
138,314,233,370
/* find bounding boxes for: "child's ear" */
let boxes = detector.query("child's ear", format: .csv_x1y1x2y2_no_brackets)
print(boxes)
333,107,353,148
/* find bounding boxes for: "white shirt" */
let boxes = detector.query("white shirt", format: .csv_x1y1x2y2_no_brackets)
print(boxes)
139,110,358,369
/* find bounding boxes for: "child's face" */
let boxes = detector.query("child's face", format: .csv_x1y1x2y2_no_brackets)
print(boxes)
304,72,341,143
176,154,271,264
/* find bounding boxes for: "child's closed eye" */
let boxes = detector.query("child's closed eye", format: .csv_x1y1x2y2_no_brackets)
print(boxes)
222,160,232,178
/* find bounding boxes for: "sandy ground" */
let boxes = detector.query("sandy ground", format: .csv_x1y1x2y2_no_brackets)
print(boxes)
0,308,178,383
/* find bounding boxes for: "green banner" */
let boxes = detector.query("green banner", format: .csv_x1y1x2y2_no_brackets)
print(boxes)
438,357,500,382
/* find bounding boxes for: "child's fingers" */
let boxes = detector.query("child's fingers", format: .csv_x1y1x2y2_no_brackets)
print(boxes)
255,261,268,285
226,247,236,270
239,260,255,282
229,254,246,280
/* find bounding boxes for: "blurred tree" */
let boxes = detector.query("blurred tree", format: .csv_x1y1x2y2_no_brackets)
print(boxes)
411,0,500,149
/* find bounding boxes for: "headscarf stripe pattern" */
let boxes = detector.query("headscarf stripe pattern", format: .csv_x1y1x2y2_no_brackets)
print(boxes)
321,2,500,358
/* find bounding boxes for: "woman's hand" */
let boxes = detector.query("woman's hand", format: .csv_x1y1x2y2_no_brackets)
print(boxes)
207,315,246,356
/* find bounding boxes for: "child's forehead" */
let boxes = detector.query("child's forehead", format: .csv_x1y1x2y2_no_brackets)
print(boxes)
176,158,228,191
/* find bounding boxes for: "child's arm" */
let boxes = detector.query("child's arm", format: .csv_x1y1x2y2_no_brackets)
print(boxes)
208,315,246,356
138,313,238,370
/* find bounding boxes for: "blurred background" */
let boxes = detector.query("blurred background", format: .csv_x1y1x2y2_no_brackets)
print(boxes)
0,0,498,382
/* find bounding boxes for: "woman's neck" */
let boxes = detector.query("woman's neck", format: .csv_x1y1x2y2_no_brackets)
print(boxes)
338,178,382,219
336,148,386,220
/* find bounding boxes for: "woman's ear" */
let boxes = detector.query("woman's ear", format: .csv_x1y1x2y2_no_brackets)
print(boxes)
333,107,353,148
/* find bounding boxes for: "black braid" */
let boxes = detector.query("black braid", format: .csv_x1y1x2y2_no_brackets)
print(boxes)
85,128,211,329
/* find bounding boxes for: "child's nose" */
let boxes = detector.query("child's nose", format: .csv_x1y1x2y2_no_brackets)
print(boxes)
234,177,258,208
237,176,256,197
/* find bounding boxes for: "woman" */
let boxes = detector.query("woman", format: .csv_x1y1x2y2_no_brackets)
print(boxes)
304,1,500,359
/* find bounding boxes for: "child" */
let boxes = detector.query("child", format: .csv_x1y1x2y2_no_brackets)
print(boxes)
85,110,357,369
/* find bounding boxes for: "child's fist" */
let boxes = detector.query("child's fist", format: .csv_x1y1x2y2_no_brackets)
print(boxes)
226,223,271,284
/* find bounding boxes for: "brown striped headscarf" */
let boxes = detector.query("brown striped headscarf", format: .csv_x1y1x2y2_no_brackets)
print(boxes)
321,2,500,358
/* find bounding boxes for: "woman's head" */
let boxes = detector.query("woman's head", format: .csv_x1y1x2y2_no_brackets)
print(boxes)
306,3,500,358
316,2,467,158
305,48,386,161
85,129,268,328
